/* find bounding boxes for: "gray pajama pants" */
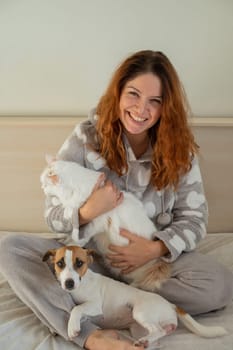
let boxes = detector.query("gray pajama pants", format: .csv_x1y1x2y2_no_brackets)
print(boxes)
0,234,232,348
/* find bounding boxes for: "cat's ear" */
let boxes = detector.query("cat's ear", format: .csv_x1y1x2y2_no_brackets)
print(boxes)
45,154,56,165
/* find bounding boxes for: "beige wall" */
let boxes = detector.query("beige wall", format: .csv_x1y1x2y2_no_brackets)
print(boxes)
0,117,80,233
0,1,233,117
0,117,232,233
193,124,233,233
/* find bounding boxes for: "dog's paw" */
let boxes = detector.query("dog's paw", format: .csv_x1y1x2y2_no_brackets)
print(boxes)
68,316,81,340
68,323,80,340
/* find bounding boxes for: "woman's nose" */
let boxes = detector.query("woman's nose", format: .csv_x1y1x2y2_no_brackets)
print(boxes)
136,98,149,115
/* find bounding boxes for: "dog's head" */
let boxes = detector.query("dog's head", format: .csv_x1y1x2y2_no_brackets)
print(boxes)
43,246,96,291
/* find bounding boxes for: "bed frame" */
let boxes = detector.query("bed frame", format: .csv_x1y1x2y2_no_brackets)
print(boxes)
0,116,232,233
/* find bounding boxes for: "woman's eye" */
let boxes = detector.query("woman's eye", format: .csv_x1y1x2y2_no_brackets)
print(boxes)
150,98,162,106
76,259,83,268
128,91,139,97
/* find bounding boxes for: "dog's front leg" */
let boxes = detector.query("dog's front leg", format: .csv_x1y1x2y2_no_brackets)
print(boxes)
68,302,102,340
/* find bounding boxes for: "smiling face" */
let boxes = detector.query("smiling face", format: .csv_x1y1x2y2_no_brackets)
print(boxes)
119,73,162,138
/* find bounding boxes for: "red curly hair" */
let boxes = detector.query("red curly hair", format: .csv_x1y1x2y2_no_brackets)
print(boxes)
96,50,198,190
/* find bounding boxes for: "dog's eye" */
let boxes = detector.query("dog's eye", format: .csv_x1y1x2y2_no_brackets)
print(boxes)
75,259,83,268
57,259,65,269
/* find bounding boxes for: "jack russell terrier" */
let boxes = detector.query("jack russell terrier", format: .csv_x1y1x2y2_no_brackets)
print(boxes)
43,245,227,347
40,158,170,292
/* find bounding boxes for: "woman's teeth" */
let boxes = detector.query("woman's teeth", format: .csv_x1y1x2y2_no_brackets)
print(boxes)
128,112,146,122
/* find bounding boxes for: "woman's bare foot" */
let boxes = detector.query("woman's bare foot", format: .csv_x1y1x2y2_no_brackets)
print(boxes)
84,329,145,350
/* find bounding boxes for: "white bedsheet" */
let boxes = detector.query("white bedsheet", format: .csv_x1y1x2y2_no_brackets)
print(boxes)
0,231,233,350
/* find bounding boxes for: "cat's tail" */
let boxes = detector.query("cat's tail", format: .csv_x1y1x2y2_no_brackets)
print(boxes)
129,259,170,291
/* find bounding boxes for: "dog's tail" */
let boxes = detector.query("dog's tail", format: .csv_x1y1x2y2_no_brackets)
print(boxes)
176,307,227,338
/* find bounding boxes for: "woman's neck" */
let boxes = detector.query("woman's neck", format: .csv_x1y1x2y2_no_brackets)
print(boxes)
125,131,149,159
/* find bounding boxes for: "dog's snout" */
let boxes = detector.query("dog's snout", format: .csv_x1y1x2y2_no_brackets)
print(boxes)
65,279,75,290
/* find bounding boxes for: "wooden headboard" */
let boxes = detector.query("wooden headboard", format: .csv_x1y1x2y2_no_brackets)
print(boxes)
0,116,232,233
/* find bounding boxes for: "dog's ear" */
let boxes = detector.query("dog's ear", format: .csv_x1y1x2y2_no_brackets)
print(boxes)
86,249,101,265
42,249,56,262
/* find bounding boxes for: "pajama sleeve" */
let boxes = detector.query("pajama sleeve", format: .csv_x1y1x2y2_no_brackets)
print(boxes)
44,124,86,236
152,157,208,262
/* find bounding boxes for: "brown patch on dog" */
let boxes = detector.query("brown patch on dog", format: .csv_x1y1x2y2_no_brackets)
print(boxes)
134,260,171,291
69,246,90,277
86,249,102,264
176,306,187,316
42,249,56,262
43,246,100,278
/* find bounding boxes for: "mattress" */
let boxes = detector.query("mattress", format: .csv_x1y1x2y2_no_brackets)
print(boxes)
0,231,233,350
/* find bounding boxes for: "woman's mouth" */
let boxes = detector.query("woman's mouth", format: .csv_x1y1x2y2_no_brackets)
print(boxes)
127,111,147,123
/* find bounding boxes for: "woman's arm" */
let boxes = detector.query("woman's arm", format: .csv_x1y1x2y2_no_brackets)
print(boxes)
152,156,208,262
107,230,169,274
107,157,208,270
44,126,86,233
45,121,123,233
79,180,123,225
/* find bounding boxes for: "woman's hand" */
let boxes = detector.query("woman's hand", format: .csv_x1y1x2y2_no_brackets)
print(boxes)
84,329,144,350
107,229,169,274
79,180,123,225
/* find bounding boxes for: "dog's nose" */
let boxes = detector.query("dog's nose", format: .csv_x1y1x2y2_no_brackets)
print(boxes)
65,279,75,290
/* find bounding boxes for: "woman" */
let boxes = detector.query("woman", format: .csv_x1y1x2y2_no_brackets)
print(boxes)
0,50,232,350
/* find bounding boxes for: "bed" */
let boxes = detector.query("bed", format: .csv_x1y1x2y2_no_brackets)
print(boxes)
0,116,232,349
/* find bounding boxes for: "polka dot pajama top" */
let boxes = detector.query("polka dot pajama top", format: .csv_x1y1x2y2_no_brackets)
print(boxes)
45,112,208,263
